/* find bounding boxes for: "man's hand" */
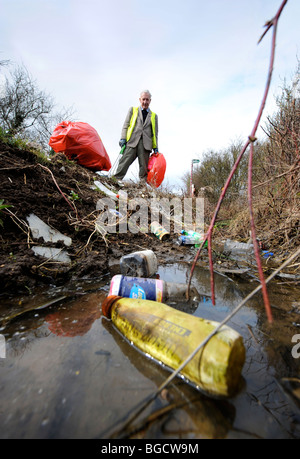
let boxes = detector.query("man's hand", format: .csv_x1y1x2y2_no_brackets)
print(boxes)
119,139,126,148
153,148,159,154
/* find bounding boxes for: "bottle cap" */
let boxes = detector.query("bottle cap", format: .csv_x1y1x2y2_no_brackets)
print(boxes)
101,295,122,319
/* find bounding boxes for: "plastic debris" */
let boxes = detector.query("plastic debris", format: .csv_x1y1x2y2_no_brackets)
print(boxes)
32,246,71,263
26,213,72,246
178,230,207,247
120,250,158,277
102,295,246,398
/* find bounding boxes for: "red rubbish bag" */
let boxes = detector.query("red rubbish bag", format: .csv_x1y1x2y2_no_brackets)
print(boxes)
147,153,166,188
49,121,111,171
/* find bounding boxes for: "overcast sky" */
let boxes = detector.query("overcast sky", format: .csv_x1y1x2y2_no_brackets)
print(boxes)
1,0,299,188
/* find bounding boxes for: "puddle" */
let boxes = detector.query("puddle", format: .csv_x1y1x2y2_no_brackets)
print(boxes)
0,263,299,439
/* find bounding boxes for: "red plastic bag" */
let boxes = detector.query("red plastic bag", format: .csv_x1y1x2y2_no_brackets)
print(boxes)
49,121,111,172
147,153,166,188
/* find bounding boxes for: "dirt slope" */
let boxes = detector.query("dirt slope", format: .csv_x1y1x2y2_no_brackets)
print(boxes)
0,142,186,297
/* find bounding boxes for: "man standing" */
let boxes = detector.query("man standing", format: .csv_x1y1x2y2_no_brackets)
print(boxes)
113,90,158,182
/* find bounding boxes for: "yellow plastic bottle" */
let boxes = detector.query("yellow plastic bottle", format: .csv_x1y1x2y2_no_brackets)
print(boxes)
101,296,245,398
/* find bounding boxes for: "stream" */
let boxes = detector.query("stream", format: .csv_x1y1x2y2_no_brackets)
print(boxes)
0,262,300,439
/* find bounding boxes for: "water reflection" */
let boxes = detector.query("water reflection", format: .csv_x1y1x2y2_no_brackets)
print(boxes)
45,293,103,337
101,318,236,439
158,263,258,330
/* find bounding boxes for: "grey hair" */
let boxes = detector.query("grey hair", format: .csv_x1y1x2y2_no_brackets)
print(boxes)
140,89,152,98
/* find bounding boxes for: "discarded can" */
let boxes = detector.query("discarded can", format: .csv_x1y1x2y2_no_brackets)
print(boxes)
101,296,246,398
120,250,158,277
108,275,200,303
151,221,170,241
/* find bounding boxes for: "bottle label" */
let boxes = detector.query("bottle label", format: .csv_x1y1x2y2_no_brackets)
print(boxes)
109,275,164,301
129,284,146,299
109,274,122,296
150,222,169,240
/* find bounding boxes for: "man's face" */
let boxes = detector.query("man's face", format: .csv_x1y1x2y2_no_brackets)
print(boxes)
139,93,151,110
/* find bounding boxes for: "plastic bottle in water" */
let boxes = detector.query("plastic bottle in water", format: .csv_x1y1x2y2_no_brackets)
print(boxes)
101,295,245,398
178,230,207,247
108,275,200,302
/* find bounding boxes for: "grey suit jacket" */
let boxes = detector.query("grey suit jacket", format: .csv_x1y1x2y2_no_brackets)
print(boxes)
121,106,158,151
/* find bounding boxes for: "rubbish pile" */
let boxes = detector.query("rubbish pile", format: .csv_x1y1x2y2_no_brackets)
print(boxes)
151,222,207,248
102,249,246,398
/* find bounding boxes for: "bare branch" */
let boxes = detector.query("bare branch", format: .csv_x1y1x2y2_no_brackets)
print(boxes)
187,0,289,323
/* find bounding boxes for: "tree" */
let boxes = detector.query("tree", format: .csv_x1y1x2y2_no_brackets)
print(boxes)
0,65,54,135
186,140,250,204
263,64,300,169
0,64,74,149
0,58,10,68
252,66,300,248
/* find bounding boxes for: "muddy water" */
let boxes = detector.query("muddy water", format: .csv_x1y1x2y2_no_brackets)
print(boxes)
0,263,300,439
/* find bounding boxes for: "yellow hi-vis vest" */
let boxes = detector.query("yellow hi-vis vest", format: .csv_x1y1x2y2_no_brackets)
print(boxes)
126,107,157,149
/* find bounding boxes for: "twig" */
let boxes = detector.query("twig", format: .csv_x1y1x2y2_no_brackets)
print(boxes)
36,247,66,268
258,0,288,44
246,324,259,346
37,163,78,216
248,141,272,322
6,208,30,236
187,0,288,323
113,396,199,439
252,164,300,188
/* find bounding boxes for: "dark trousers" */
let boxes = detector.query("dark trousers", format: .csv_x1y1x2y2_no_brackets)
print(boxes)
114,138,151,181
